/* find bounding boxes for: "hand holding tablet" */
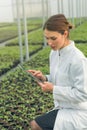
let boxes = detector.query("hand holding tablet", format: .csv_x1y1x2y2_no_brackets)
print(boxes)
18,65,44,83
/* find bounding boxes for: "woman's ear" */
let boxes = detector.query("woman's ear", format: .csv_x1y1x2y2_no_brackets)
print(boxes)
64,30,69,38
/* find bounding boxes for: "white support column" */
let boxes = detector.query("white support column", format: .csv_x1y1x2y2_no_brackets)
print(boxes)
22,0,29,61
16,0,23,64
42,0,47,47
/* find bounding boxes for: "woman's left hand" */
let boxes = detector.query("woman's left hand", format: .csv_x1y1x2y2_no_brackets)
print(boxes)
38,81,54,92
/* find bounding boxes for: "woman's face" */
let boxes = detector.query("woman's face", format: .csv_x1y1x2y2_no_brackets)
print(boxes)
44,29,69,51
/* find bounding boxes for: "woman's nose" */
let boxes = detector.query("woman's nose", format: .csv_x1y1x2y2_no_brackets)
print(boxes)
47,40,53,46
48,42,52,46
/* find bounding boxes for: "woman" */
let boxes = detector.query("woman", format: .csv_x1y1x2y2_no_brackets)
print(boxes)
29,14,87,130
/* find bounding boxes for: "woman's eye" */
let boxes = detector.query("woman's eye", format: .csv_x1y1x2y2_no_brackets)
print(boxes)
45,37,57,41
51,37,57,40
46,37,49,40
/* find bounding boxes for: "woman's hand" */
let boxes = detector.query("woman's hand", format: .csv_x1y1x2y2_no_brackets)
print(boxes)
28,70,53,92
38,81,54,92
27,70,46,82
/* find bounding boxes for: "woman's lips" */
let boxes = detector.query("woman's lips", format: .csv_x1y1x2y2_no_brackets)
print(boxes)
51,46,56,49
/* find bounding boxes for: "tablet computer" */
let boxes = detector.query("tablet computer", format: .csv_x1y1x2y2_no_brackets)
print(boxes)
18,65,44,83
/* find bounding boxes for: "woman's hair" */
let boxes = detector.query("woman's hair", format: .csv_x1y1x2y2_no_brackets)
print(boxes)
43,14,73,34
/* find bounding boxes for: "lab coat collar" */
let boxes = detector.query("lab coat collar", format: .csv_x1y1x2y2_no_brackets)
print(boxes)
59,40,75,56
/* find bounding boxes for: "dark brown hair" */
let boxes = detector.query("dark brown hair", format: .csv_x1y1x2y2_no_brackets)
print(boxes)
43,14,73,34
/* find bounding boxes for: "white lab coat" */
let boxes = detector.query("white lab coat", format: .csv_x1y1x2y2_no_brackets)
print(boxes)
46,41,87,130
